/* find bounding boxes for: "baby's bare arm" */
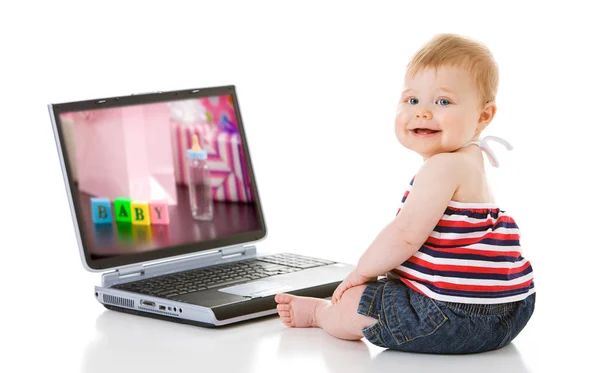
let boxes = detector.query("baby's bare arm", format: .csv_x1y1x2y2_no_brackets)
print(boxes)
355,153,465,278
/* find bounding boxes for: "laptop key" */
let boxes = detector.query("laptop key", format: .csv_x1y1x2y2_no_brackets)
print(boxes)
295,263,320,269
206,278,249,289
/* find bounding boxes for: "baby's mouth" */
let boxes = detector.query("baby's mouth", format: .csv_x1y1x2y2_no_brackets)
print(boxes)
411,128,441,135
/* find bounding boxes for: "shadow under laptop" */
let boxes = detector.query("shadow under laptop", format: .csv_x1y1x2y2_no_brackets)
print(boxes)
82,310,282,373
276,326,532,373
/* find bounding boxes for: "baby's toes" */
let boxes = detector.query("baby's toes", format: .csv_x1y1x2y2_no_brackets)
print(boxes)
281,316,292,326
277,304,291,312
275,293,293,304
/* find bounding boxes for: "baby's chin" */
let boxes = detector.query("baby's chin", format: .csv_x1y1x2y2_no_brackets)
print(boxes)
398,140,460,159
399,143,434,159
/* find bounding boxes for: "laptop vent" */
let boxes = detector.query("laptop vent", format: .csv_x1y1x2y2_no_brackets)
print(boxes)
103,294,134,308
139,307,180,317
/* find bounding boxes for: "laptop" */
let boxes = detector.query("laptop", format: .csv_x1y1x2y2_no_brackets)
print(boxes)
48,85,354,327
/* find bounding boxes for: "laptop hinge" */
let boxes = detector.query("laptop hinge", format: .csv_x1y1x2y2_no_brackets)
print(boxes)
102,245,257,287
117,264,145,278
220,245,248,258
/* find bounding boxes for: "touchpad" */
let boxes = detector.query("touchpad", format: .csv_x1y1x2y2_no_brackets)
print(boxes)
219,281,292,298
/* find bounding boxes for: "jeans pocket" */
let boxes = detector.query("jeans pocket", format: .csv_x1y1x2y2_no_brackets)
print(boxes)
381,282,448,347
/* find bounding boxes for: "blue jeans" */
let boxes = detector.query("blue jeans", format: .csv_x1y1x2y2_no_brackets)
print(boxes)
357,278,535,354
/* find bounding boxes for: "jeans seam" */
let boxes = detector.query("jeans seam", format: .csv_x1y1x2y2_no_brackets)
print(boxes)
364,283,378,319
497,316,512,349
364,322,384,346
415,292,440,327
428,296,448,324
366,295,375,319
383,281,405,345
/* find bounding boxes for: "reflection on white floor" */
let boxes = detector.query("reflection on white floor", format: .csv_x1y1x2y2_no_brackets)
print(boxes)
83,310,532,373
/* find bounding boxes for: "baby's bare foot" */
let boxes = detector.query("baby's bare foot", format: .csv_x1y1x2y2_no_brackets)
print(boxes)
274,293,328,328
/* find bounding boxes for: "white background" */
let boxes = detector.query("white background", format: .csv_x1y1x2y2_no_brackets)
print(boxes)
1,1,599,372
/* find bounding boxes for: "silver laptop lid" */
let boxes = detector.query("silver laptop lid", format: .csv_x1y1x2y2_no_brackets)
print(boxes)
48,86,267,272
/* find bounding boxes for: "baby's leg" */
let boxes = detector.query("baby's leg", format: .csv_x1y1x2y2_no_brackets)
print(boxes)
274,285,378,341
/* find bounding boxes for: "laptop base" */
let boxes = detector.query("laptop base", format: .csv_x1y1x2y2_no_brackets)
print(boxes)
104,304,222,328
102,281,340,328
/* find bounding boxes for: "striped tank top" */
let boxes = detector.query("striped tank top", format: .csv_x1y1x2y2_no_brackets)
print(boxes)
388,137,535,304
388,178,535,304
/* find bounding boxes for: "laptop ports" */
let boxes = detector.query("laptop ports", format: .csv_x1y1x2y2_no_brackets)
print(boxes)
141,300,156,307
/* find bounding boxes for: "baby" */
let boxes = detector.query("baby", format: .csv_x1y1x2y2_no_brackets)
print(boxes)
274,33,535,354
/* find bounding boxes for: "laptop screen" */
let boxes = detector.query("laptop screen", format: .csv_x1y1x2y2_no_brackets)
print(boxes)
50,86,266,270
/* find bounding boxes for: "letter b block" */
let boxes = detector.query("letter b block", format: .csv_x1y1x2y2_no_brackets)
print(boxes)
91,197,112,224
131,201,151,226
150,200,170,225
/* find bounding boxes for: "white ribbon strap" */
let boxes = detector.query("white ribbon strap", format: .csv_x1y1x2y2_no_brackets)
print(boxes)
462,135,513,168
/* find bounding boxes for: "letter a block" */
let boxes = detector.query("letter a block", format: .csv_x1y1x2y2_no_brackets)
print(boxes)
91,197,112,224
131,201,151,226
114,198,132,223
149,200,170,225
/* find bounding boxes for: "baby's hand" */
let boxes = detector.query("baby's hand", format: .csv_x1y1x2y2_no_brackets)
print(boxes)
331,270,376,305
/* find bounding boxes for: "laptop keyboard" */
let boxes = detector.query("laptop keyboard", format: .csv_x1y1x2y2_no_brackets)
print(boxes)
113,253,335,298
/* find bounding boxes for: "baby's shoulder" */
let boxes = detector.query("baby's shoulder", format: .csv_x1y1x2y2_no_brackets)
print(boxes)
411,153,469,188
415,152,479,188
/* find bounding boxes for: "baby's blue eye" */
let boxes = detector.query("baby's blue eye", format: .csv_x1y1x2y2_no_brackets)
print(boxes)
437,98,450,106
409,98,419,105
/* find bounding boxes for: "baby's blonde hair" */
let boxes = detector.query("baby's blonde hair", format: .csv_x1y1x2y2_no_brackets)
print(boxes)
406,33,499,106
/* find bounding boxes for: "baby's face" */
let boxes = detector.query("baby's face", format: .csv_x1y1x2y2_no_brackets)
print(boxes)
395,66,484,159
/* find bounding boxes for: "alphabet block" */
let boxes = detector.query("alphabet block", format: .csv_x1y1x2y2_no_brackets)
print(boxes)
149,200,170,225
114,197,132,223
91,197,112,224
130,201,151,225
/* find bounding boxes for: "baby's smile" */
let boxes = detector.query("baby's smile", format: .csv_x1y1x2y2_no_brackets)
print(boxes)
410,128,441,137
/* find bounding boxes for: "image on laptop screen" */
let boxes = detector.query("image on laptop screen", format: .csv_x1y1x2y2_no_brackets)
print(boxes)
56,92,263,262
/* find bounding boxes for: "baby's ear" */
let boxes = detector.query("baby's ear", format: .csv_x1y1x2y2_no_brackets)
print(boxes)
477,102,497,132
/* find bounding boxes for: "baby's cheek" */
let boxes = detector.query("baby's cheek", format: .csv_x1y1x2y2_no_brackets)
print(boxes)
394,124,408,145
442,134,466,152
394,111,409,127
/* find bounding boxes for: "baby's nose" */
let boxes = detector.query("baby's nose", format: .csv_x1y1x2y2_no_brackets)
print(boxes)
415,109,432,119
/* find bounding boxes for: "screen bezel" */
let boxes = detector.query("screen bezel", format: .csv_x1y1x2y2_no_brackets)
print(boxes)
49,85,267,271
